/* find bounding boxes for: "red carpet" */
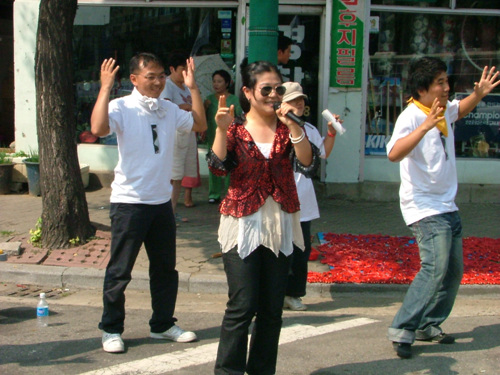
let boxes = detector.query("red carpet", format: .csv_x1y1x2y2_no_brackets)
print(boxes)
308,233,500,285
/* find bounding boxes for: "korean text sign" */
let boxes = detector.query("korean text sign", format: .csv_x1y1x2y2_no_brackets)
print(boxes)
330,0,365,88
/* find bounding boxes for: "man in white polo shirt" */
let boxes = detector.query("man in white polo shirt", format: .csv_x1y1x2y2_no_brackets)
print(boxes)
91,52,207,353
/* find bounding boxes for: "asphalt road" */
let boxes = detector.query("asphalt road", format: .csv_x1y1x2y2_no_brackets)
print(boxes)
1,283,499,375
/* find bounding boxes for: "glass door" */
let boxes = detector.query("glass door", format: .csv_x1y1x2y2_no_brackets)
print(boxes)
278,9,324,130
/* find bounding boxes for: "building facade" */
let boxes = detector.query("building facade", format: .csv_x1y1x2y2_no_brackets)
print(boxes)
12,0,500,200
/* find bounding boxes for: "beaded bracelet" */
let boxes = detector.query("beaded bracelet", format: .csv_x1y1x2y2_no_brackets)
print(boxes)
289,130,305,144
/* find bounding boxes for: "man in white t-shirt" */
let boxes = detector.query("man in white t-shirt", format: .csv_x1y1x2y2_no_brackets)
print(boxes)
386,56,499,359
91,53,207,353
279,82,340,311
161,53,200,215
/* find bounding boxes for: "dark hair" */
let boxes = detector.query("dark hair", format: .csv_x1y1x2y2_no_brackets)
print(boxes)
278,34,293,52
407,56,447,100
239,35,292,71
167,52,188,70
212,70,232,87
239,57,249,72
239,61,283,113
129,52,164,75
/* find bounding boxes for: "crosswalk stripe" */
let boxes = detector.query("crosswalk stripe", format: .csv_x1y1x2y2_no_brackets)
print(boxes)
78,317,378,375
279,317,378,344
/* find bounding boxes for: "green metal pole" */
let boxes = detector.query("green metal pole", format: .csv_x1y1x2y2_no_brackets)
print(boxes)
248,0,278,64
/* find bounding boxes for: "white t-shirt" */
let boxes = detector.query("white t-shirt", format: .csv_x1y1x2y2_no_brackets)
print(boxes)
160,78,191,106
160,78,198,180
107,88,193,204
386,100,460,226
294,122,327,222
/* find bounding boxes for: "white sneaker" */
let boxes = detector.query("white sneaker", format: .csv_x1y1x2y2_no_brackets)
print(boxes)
283,296,307,311
102,332,125,353
150,325,197,343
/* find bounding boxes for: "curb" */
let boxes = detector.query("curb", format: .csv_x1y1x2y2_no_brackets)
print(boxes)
1,263,499,297
0,263,229,294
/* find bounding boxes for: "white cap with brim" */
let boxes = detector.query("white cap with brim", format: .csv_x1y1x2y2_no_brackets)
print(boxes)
282,81,308,102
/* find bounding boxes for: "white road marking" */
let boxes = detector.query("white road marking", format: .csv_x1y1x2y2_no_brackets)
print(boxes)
279,317,378,344
78,317,378,375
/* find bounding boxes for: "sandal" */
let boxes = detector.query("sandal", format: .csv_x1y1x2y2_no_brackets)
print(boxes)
175,213,189,223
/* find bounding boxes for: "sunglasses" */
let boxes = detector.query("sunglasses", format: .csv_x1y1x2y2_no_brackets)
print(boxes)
259,85,286,97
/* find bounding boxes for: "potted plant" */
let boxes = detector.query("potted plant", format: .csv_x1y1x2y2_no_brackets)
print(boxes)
0,151,15,194
23,150,41,196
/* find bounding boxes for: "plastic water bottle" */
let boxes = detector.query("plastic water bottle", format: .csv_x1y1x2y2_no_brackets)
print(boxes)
36,292,49,327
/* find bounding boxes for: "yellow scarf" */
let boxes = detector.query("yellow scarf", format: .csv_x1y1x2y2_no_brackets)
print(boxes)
407,97,448,137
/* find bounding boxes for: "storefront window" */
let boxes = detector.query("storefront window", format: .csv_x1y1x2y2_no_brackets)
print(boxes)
371,0,446,7
73,6,238,145
366,8,500,159
279,14,321,127
456,0,500,9
372,0,500,8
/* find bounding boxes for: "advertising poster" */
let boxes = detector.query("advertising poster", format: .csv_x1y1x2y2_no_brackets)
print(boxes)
454,93,500,143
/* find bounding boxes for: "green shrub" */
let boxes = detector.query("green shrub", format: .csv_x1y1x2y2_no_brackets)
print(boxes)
29,218,42,245
0,152,12,164
24,149,39,163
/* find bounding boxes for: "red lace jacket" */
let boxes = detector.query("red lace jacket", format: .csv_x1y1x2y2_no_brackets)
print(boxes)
207,118,320,218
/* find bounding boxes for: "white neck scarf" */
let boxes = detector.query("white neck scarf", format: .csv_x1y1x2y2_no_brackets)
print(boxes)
133,88,167,118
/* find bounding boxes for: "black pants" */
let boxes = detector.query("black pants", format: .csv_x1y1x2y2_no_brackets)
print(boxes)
286,220,311,297
99,201,178,334
214,246,290,375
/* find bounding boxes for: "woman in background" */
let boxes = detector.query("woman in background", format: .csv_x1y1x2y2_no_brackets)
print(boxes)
280,81,341,312
204,70,242,204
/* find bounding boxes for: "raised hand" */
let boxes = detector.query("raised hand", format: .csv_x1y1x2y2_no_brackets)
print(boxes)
183,57,198,90
215,95,234,132
423,97,445,131
275,102,297,129
474,66,500,97
327,115,342,135
92,59,119,136
100,58,119,90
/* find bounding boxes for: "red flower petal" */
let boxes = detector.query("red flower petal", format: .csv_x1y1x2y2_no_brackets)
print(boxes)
308,234,500,285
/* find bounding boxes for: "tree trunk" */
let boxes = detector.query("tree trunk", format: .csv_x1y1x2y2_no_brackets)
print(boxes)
35,0,95,249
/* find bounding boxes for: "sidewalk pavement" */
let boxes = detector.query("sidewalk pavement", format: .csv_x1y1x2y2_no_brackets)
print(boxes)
1,179,499,296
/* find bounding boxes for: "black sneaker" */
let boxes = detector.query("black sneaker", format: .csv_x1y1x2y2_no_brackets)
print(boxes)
392,342,412,359
422,333,455,344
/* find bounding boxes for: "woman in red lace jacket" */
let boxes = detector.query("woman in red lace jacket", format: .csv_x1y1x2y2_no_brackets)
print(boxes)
208,61,320,375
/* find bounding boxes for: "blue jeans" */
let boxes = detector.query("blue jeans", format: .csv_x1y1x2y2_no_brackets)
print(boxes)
214,246,290,375
388,211,463,344
99,202,178,334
